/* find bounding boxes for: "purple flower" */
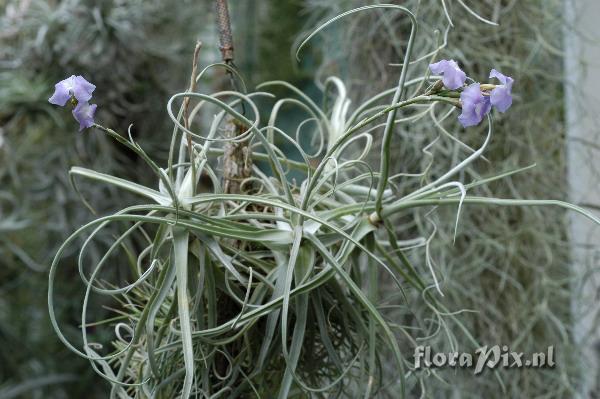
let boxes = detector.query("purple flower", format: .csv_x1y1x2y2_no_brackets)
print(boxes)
458,83,491,127
429,59,467,90
48,75,96,106
48,75,97,131
489,69,514,112
72,102,97,131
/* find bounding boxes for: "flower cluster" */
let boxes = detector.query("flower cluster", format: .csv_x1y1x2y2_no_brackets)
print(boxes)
429,60,514,127
48,75,97,131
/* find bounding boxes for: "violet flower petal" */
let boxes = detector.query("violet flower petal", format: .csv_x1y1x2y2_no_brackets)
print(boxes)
490,86,512,113
458,83,491,127
48,76,75,106
489,69,514,113
72,102,97,131
48,75,96,106
429,59,467,90
71,75,96,103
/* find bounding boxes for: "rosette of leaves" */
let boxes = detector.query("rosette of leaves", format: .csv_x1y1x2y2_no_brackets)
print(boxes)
48,5,599,399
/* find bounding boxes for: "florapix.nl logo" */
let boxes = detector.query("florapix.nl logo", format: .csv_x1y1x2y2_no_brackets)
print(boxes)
413,345,555,375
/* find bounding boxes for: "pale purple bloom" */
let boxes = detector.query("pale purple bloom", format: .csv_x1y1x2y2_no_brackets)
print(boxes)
458,83,491,127
429,59,467,90
48,75,96,106
72,102,97,131
48,75,97,131
489,69,514,112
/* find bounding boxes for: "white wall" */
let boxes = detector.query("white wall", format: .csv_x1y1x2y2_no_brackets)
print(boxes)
564,0,600,397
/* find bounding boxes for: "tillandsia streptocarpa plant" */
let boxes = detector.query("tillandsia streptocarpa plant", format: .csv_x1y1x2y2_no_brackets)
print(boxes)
47,4,599,398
